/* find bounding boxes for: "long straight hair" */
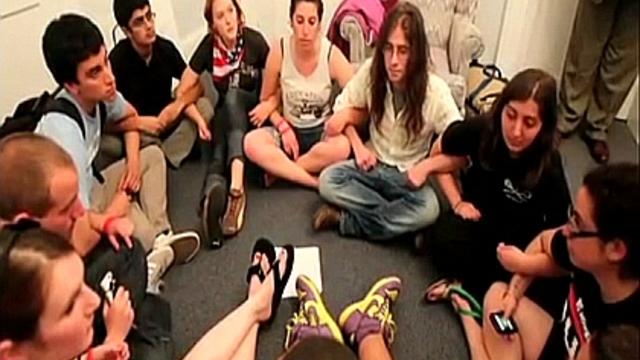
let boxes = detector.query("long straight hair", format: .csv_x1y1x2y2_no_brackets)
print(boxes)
370,2,429,143
479,68,558,188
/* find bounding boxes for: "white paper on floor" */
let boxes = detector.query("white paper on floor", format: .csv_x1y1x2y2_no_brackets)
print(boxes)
275,246,322,299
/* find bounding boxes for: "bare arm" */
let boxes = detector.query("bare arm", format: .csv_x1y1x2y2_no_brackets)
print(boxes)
178,77,204,105
123,130,140,164
345,125,365,151
500,228,568,317
259,39,282,102
504,229,568,297
324,107,368,136
105,102,140,133
69,200,130,256
428,136,468,207
176,66,202,99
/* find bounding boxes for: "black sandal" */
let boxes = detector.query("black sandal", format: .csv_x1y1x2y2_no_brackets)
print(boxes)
267,244,295,324
245,238,276,283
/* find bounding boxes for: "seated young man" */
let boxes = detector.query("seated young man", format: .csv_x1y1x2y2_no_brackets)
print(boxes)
312,2,462,241
450,163,639,360
36,13,199,289
109,0,212,169
0,133,172,358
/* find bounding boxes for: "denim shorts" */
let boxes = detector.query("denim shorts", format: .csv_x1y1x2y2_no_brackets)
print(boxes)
268,124,325,156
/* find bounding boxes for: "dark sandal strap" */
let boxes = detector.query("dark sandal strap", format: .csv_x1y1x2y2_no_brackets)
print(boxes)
246,264,265,283
267,245,295,324
246,238,276,284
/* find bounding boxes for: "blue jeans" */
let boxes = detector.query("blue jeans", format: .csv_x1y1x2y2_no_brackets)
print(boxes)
318,160,440,241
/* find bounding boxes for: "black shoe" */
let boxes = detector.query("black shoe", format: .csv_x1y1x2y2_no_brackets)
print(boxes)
201,176,227,249
581,134,610,164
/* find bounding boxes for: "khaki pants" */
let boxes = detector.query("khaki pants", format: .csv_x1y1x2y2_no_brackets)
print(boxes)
97,97,214,170
558,0,639,141
90,145,170,252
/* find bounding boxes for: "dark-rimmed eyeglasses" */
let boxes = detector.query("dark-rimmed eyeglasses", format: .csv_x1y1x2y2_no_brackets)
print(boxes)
566,206,600,239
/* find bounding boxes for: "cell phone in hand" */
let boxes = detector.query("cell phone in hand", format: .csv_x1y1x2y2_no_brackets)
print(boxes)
99,271,116,305
489,311,518,335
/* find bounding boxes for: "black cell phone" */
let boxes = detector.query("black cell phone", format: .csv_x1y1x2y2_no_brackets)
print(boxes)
489,311,518,335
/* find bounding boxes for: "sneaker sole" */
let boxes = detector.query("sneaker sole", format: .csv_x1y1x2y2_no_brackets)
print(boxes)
170,231,201,264
338,276,402,328
297,275,344,344
202,182,225,247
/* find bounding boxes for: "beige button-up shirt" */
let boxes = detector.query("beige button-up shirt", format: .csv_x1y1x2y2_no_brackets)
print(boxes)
334,59,461,171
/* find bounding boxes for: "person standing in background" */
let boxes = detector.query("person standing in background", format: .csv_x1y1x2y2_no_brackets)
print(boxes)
557,0,638,163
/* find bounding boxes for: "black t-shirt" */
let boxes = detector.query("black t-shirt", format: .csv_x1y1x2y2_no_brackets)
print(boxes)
440,118,571,249
109,36,186,116
542,231,640,359
189,27,269,95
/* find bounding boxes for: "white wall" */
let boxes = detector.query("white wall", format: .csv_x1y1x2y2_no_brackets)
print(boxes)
475,0,507,64
485,0,637,121
496,0,579,79
0,0,80,119
0,0,343,120
1,0,636,122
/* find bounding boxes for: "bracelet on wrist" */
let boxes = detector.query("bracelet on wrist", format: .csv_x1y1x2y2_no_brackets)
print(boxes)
102,216,119,234
453,200,463,211
276,121,290,134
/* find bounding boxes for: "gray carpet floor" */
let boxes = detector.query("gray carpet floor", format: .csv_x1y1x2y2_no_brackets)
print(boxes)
162,120,638,360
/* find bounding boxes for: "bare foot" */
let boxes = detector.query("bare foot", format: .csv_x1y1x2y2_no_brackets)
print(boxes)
451,293,472,315
250,255,274,322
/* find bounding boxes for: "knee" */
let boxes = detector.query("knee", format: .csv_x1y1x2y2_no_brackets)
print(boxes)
142,144,165,163
196,97,214,123
484,282,508,311
222,89,249,112
318,163,349,200
414,188,441,227
325,135,351,161
334,135,351,160
243,130,266,161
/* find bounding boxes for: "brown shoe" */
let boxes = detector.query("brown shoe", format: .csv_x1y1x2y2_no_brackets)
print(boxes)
222,188,246,236
582,134,610,164
312,204,342,231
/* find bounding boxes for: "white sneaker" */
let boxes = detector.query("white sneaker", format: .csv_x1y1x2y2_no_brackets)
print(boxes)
153,230,201,264
146,246,173,294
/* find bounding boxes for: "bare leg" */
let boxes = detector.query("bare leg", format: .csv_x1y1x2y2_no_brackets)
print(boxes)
230,158,245,193
244,128,318,188
359,334,393,360
450,294,490,360
184,256,274,360
481,282,553,360
228,255,272,360
296,135,351,174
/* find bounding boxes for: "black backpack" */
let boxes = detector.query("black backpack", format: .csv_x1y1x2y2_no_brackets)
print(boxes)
0,87,107,182
0,86,106,141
